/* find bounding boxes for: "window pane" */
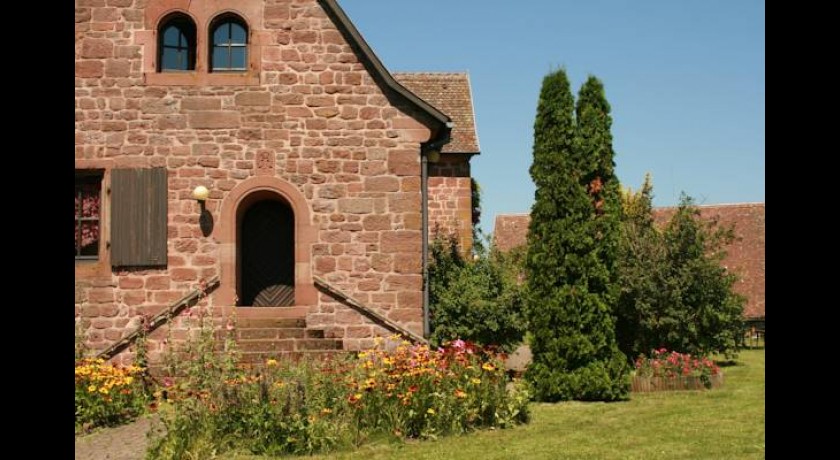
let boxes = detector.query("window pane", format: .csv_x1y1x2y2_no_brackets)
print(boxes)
75,221,80,255
213,23,229,45
162,48,185,70
212,46,229,70
163,25,181,46
75,192,80,217
80,221,100,257
231,47,246,70
231,23,246,44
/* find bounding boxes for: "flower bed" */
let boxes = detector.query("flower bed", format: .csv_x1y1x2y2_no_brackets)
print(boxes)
632,349,722,392
147,337,530,459
75,358,150,433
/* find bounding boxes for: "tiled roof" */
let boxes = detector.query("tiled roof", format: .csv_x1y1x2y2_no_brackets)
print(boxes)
393,72,480,154
493,202,765,319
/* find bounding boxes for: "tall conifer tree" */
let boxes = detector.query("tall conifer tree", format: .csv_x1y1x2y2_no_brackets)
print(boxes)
525,71,629,401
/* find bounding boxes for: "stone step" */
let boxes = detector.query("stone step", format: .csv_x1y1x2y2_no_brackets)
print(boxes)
236,318,307,329
235,328,326,340
238,350,346,365
237,338,343,353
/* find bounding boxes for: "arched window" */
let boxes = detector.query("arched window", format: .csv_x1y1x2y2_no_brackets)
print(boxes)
210,15,248,72
158,14,196,72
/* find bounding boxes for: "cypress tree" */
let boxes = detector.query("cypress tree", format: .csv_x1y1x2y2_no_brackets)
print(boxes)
525,70,629,401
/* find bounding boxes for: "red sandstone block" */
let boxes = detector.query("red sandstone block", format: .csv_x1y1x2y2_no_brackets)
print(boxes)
358,279,381,291
318,184,346,199
371,254,392,272
315,256,336,273
188,111,240,129
181,98,220,111
381,231,421,253
81,39,113,58
388,194,420,213
92,319,113,330
292,30,318,44
388,151,420,176
99,304,119,317
145,275,170,290
384,275,423,292
88,288,114,303
118,277,144,289
264,4,290,20
192,255,217,267
336,309,361,324
364,176,399,192
338,198,374,214
397,291,422,309
76,61,103,78
198,157,220,168
76,8,91,22
235,92,271,106
305,95,335,107
393,253,421,274
362,215,391,231
156,115,186,130
346,326,373,338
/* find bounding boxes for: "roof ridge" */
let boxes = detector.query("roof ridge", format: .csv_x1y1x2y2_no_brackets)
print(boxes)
393,71,470,76
653,202,765,210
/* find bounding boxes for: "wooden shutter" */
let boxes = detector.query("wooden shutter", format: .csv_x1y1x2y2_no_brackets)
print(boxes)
111,168,168,267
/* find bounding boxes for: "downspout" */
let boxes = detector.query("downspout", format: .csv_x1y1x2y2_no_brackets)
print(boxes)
421,126,452,338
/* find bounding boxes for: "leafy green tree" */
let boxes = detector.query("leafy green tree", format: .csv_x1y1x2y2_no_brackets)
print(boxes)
524,70,629,401
616,185,745,359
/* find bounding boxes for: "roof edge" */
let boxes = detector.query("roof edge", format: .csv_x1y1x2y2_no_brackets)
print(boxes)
320,0,452,128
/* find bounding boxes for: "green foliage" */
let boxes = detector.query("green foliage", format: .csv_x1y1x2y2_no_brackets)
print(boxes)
616,188,745,360
428,229,526,352
524,70,629,402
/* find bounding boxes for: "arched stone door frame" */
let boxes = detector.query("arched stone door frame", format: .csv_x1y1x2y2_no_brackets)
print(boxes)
216,176,317,308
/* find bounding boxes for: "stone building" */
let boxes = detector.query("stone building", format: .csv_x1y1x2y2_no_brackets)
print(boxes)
75,0,480,364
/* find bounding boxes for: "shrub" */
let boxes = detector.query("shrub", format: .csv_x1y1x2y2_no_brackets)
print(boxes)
428,230,526,352
75,358,149,433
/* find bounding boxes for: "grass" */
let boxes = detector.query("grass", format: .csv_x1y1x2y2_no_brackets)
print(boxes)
223,349,765,460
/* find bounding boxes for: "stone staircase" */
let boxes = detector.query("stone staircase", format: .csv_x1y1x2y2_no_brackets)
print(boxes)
233,307,344,364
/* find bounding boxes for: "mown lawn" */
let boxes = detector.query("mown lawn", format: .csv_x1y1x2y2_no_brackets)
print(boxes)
225,349,765,460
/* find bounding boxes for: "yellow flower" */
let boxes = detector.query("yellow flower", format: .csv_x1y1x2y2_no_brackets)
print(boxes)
266,358,278,367
482,363,496,372
357,351,368,359
87,385,97,393
321,408,333,415
471,378,482,385
426,408,436,415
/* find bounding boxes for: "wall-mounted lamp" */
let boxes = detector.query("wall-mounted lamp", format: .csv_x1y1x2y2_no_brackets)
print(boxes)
427,149,441,164
192,185,210,202
192,185,214,236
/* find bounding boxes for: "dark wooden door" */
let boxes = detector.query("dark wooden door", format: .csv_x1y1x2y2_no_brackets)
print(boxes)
241,200,295,306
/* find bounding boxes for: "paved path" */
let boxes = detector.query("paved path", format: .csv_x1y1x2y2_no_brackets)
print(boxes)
75,415,161,460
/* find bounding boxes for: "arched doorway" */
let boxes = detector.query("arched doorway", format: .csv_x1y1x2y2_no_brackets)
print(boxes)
239,199,295,306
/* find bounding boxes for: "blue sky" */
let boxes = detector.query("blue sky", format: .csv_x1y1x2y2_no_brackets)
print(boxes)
340,0,765,234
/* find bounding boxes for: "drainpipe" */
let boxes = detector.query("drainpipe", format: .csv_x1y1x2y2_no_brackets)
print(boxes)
421,127,452,338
